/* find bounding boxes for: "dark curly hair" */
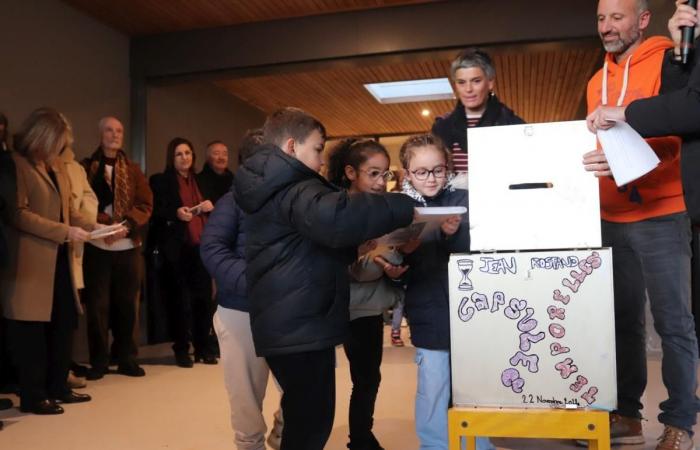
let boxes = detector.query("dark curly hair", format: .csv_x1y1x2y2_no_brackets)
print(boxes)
326,138,389,189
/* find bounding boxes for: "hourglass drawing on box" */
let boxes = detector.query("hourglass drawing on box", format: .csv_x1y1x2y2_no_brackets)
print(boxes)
457,259,474,291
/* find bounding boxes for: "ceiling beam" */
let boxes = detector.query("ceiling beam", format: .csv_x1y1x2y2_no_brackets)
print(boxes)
131,0,599,80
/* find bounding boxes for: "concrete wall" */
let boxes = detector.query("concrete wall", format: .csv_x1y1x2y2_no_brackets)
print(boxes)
0,0,130,161
145,81,266,176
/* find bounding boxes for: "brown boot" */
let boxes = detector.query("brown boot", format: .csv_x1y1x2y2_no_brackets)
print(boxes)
656,425,694,450
610,413,644,445
577,413,644,446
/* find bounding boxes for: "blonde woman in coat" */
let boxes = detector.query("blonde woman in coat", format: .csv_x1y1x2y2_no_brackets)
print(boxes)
0,108,95,415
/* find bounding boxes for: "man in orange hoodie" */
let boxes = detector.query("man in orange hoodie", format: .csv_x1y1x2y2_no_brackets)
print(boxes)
583,1,699,449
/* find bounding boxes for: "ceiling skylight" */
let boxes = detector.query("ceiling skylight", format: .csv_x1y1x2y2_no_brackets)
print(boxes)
364,78,455,104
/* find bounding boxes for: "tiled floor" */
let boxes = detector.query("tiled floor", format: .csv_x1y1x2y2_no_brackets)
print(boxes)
0,328,696,449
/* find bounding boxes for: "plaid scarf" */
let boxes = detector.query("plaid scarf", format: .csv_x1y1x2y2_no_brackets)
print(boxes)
87,148,130,222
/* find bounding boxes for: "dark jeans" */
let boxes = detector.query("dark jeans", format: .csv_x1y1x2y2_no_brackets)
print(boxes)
7,245,76,405
83,245,143,369
343,315,384,449
266,348,336,450
603,213,700,431
167,245,214,357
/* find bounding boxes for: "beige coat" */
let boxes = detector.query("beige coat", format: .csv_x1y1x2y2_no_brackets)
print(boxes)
1,152,94,322
60,148,98,290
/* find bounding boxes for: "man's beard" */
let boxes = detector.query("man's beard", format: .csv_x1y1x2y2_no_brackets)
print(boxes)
601,26,641,55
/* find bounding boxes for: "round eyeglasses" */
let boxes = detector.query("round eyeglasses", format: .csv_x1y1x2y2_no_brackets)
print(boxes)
359,169,395,182
410,165,447,181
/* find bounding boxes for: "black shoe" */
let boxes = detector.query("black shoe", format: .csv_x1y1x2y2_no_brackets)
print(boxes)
116,362,145,377
70,362,89,378
175,353,194,368
194,354,218,365
86,366,107,380
54,391,92,404
0,398,12,410
20,399,64,415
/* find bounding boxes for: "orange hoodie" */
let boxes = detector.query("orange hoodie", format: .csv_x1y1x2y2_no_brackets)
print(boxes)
587,36,685,223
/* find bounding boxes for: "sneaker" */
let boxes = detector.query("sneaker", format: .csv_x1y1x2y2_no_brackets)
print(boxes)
391,329,404,347
576,413,644,446
656,425,694,450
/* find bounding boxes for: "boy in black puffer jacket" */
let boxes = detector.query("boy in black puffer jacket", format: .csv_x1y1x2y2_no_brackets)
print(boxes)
233,107,415,450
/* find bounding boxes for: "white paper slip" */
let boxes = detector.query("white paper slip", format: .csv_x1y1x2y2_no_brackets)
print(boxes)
414,206,467,223
89,221,127,240
189,201,208,216
596,120,660,187
376,206,467,246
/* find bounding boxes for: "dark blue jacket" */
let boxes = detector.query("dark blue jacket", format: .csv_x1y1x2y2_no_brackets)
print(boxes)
200,191,248,312
233,144,415,357
404,187,470,351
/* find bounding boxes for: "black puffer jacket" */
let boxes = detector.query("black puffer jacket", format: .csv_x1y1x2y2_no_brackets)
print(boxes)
432,94,524,152
233,144,415,357
402,186,470,351
626,44,700,224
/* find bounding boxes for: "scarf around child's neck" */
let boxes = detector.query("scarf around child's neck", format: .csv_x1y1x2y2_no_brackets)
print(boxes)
401,173,456,206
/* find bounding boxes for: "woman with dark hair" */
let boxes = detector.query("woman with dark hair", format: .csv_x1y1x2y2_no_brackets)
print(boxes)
0,108,95,414
432,48,524,178
327,138,407,450
150,137,216,367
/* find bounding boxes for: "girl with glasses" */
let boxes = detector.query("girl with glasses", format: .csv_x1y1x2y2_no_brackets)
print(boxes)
327,138,407,450
398,134,494,450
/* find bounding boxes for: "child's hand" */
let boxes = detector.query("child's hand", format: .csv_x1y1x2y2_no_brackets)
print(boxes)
441,215,461,236
373,256,409,279
399,237,421,255
358,240,377,256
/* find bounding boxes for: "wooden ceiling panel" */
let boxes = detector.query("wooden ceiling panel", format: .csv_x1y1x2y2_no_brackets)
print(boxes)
215,45,603,138
62,0,440,35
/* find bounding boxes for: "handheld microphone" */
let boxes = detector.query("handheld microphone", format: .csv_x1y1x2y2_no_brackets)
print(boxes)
681,0,699,64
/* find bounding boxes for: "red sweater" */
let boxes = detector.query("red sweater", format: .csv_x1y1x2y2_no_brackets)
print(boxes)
587,36,685,222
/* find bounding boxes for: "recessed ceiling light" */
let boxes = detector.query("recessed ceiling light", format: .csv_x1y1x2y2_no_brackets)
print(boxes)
364,78,454,104
421,109,431,117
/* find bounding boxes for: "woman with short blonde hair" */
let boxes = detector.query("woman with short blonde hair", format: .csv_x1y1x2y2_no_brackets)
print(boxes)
1,107,95,415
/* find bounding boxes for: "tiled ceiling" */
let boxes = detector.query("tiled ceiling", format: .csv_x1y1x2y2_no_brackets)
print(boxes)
62,0,441,35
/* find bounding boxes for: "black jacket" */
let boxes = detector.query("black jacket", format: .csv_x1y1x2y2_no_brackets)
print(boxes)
197,163,233,205
403,187,470,350
149,169,202,263
0,150,15,268
233,144,415,357
432,94,525,152
626,43,700,224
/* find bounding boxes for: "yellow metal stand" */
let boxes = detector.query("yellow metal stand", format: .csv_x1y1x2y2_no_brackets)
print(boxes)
448,407,610,450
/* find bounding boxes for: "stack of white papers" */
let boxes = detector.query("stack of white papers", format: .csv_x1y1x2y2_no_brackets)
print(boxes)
89,221,127,240
596,120,660,187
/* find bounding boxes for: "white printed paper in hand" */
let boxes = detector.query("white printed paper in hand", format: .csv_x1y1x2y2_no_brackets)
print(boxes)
448,249,616,410
189,201,207,216
376,206,467,246
596,120,660,187
89,221,127,240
